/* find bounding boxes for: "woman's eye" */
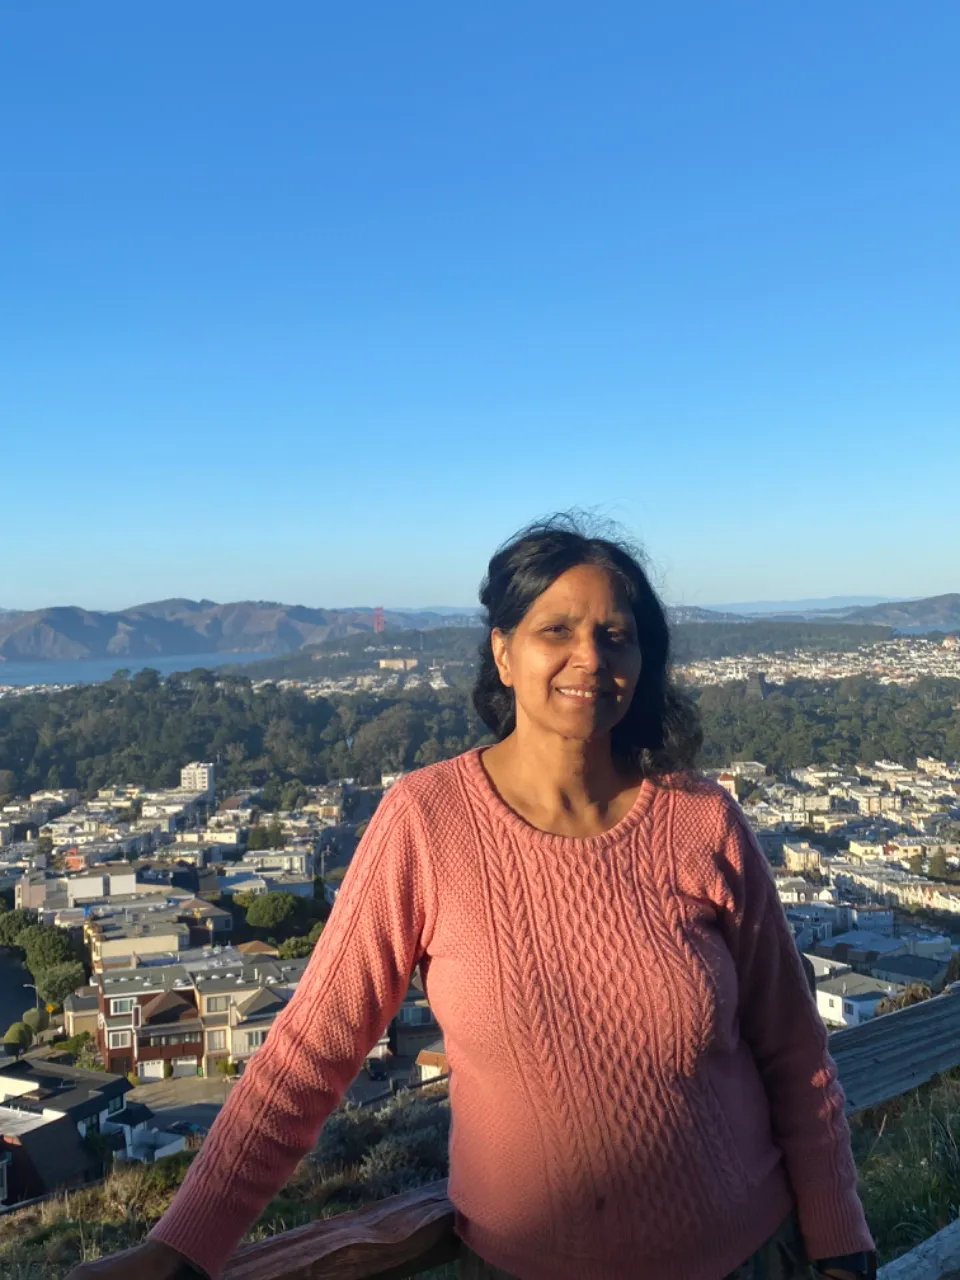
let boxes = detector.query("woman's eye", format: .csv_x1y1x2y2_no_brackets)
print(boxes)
543,625,568,635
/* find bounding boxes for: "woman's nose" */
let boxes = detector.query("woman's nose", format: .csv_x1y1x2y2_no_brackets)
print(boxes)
572,634,604,670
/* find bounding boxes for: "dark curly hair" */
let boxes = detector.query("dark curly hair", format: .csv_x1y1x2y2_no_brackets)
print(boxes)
472,515,702,777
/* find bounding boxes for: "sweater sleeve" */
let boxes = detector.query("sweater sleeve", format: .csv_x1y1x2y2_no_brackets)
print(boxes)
148,781,437,1279
715,801,874,1261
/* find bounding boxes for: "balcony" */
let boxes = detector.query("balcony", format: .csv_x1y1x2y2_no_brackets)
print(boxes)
206,994,960,1280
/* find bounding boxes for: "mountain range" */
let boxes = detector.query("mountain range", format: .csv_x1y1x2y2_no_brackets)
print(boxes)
0,600,477,663
0,593,957,663
738,593,960,630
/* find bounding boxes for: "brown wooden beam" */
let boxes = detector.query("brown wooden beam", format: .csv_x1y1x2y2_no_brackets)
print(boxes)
223,1180,457,1280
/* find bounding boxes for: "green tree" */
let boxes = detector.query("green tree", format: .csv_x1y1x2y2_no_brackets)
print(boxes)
280,779,307,811
246,892,297,932
246,825,269,851
307,919,325,945
74,1036,105,1070
15,924,77,975
0,908,34,948
928,849,949,880
908,853,925,876
277,935,314,959
62,1030,94,1059
22,1007,50,1035
37,960,87,1007
3,1021,33,1058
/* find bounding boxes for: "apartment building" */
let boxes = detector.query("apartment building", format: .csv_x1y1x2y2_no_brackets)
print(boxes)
180,762,216,798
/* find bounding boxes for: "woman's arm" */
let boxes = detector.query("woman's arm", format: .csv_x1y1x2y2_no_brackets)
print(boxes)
146,780,437,1279
715,801,874,1263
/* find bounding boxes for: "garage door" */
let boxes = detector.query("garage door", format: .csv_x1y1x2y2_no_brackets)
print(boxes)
172,1058,197,1078
139,1059,164,1081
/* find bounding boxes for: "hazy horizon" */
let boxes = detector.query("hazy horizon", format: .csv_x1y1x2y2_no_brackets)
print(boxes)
0,591,952,618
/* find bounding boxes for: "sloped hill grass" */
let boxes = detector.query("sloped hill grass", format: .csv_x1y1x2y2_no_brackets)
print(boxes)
852,1068,960,1263
5,1072,960,1277
0,1087,453,1279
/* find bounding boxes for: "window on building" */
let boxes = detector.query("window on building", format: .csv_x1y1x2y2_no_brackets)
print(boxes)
110,998,136,1015
208,1030,227,1051
398,1005,434,1026
108,1030,132,1049
206,996,230,1013
107,1095,124,1114
244,1030,268,1050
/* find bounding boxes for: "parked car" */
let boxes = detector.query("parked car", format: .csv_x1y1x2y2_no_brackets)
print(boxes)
364,1056,388,1081
166,1120,208,1136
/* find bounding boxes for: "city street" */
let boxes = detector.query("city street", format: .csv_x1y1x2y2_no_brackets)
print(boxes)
127,1056,417,1129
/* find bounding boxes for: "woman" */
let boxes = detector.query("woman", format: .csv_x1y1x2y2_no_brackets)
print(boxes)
69,519,875,1280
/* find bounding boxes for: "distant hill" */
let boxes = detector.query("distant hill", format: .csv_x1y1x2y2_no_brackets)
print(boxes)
708,595,896,615
0,601,476,663
667,605,747,624
2,591,954,663
740,594,959,632
821,593,960,631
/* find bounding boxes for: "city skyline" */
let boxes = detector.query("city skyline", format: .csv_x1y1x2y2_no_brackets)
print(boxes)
2,2,958,611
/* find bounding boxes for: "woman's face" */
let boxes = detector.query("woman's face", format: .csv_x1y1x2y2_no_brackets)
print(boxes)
492,563,643,744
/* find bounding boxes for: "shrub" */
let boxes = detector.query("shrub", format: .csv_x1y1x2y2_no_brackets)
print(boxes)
277,935,313,959
22,1007,50,1035
3,1021,33,1058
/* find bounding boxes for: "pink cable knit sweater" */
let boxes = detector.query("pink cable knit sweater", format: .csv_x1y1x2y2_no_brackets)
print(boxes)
150,748,873,1280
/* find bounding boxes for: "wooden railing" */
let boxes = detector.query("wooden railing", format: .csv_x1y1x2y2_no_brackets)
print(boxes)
217,990,960,1280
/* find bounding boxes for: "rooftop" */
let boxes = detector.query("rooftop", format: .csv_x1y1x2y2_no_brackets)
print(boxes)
817,972,900,1001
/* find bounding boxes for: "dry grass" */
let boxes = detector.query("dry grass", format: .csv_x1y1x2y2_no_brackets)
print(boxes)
7,1070,957,1277
0,1087,452,1279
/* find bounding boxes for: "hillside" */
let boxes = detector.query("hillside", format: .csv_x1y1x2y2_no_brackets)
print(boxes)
0,1087,453,1279
1,591,954,664
833,592,960,630
0,602,474,663
747,593,960,632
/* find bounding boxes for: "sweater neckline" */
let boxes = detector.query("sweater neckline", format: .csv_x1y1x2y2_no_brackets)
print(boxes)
462,745,657,851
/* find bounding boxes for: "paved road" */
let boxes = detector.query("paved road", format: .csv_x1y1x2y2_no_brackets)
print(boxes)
127,1057,416,1130
129,1075,235,1130
0,952,34,1033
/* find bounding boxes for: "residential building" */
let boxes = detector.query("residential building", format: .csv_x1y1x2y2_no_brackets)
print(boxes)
413,1038,448,1084
63,986,100,1040
0,1054,183,1202
815,973,901,1029
95,968,204,1079
783,841,824,874
180,762,216,798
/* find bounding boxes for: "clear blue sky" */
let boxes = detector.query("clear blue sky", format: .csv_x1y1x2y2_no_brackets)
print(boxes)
2,2,958,612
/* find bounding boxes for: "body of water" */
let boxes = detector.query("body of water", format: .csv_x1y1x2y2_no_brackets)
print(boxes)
0,651,276,688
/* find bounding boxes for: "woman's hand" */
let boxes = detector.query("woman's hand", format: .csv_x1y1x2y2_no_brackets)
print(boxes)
64,1238,204,1280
